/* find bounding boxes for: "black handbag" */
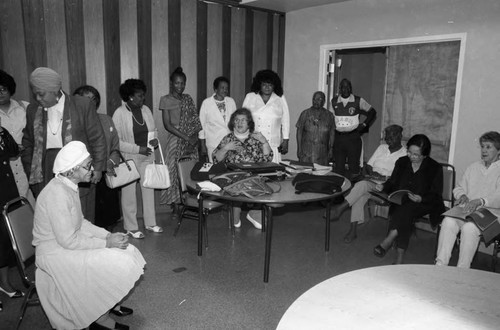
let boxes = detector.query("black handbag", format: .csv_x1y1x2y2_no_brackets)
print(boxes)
292,173,345,194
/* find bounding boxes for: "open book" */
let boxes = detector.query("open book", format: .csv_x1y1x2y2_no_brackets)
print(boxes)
369,189,412,205
442,206,500,244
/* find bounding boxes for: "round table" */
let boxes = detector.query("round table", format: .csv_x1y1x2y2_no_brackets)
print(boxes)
195,175,351,282
277,264,500,329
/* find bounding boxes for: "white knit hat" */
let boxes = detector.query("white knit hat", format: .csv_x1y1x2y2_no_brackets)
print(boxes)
53,141,90,175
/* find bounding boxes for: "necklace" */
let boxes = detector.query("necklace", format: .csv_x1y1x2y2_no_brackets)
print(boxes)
48,118,63,135
126,105,145,126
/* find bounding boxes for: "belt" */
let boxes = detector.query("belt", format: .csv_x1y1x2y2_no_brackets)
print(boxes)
335,130,358,136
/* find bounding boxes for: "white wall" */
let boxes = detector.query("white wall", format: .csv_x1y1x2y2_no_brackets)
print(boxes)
284,0,500,177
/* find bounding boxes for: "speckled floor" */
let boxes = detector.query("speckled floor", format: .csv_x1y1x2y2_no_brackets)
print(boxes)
0,204,494,330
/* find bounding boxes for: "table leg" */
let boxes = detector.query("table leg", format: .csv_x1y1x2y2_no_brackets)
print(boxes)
264,205,273,283
198,195,204,256
325,199,332,252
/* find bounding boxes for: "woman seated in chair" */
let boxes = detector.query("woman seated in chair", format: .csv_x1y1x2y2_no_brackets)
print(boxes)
436,131,500,268
330,125,407,243
33,141,146,330
373,134,444,264
212,108,273,229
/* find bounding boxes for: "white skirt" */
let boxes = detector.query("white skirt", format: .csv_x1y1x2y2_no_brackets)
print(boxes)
35,244,146,330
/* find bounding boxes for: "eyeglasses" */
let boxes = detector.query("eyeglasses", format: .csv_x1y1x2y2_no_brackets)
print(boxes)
80,160,94,171
0,87,9,95
234,118,248,124
407,151,423,158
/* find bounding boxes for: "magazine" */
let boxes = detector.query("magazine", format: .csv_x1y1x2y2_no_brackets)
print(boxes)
442,206,500,244
369,189,413,205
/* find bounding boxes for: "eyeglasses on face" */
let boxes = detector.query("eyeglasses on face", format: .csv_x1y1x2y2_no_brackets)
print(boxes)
80,160,94,171
234,118,248,124
0,87,9,95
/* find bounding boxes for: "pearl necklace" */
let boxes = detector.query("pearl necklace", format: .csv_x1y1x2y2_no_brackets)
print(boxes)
48,117,63,135
126,105,145,126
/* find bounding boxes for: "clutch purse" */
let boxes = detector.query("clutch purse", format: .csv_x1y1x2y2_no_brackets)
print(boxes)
143,141,171,189
105,151,140,188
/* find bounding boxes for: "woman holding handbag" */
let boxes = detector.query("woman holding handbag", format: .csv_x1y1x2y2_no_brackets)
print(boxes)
74,85,121,230
112,79,163,239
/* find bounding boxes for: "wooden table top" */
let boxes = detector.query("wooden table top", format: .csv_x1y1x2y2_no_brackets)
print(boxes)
277,265,500,330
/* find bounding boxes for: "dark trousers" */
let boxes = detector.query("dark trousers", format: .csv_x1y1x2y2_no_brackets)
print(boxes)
332,131,362,177
389,201,435,250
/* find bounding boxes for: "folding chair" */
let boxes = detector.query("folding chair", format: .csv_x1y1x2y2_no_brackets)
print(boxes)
2,196,49,329
173,158,227,246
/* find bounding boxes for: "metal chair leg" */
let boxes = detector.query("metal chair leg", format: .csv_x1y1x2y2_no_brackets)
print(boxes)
492,240,499,272
203,210,209,248
173,206,184,237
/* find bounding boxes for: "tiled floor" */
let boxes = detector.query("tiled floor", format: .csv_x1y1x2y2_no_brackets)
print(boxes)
0,203,494,329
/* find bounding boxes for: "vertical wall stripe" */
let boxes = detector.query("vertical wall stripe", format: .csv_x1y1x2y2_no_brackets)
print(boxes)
272,14,279,72
221,5,231,80
230,7,246,107
252,10,267,75
120,0,139,81
0,0,29,100
168,0,181,74
21,0,47,77
151,0,169,171
180,0,197,102
196,0,207,109
83,0,107,114
137,0,153,110
64,0,86,93
266,12,274,70
206,3,223,98
44,0,70,93
244,9,254,93
102,0,121,115
278,14,286,79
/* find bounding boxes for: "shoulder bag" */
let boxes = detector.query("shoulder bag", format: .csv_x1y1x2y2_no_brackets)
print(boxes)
105,151,140,188
143,141,171,189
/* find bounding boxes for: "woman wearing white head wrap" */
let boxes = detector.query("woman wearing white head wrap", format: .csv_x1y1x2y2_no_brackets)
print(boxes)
32,141,146,330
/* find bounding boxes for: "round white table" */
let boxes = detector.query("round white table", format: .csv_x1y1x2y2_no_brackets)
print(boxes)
277,265,500,329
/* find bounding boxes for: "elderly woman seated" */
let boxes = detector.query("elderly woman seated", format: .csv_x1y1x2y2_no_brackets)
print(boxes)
372,134,445,264
436,131,500,268
331,125,407,243
213,108,273,228
33,141,146,330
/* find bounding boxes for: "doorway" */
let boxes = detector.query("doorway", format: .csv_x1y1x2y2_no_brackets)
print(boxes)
319,33,466,164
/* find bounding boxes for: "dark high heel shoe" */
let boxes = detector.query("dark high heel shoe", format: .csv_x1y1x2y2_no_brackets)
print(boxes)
0,286,24,299
373,245,387,258
0,300,3,311
89,321,129,330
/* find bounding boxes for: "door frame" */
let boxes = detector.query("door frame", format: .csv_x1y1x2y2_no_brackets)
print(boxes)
318,33,467,164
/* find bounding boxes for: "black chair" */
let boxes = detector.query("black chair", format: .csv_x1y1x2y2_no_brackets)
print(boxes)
2,197,49,329
174,158,228,246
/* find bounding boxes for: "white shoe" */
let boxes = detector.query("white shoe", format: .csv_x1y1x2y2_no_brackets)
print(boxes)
234,218,241,228
145,225,164,233
246,213,262,229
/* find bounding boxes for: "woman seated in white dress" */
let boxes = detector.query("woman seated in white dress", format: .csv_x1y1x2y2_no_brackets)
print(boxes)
33,141,146,330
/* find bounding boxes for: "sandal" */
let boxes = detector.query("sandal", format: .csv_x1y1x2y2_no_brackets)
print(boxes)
145,225,163,233
373,245,386,258
110,305,133,317
127,230,145,239
343,233,357,244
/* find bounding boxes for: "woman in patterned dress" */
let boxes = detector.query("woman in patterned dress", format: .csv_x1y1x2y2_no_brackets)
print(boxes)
159,67,202,218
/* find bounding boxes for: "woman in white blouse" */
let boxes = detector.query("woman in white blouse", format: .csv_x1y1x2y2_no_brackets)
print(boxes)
199,76,237,162
242,69,290,163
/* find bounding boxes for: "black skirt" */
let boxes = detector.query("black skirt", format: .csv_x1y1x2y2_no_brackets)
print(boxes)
94,177,121,228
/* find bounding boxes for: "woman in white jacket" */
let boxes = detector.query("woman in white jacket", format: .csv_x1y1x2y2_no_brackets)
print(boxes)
113,79,162,239
242,69,290,164
199,76,237,162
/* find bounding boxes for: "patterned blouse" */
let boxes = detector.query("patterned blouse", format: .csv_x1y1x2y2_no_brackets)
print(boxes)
212,132,273,164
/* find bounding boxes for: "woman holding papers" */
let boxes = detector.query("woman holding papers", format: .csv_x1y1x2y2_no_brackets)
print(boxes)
373,134,444,264
436,131,500,268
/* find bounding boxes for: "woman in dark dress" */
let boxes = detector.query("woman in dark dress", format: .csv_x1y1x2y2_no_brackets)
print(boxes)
373,134,445,264
0,125,24,310
74,86,121,230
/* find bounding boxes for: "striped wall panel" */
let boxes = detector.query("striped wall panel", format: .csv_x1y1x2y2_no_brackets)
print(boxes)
0,0,285,120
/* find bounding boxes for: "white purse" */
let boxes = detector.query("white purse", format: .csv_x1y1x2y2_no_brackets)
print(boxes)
105,151,140,189
143,141,171,189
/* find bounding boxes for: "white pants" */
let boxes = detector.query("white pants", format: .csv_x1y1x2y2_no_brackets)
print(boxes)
435,216,481,268
345,180,376,224
121,154,157,231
